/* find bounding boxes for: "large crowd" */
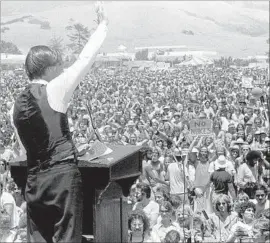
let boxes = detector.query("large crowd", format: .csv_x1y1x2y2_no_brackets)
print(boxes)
0,64,270,242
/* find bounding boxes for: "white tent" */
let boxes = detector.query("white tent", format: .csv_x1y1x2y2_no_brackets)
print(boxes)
117,45,127,52
1,53,26,65
176,56,213,66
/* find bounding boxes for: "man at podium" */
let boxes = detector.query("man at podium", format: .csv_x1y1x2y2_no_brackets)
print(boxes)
11,2,108,242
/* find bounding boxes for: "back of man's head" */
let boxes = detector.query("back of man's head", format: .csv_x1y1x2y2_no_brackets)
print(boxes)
25,45,62,81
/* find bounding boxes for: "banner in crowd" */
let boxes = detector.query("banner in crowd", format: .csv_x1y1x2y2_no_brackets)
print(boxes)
190,119,213,137
253,78,266,86
242,76,253,88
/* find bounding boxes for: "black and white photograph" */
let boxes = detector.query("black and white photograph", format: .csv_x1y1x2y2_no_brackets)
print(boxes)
0,1,270,242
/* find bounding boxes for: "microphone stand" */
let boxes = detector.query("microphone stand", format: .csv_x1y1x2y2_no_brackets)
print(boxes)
85,100,102,142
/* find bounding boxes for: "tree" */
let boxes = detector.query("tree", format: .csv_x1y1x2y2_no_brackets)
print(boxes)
135,49,149,60
65,20,91,54
0,40,22,54
40,21,51,30
1,27,10,33
48,35,64,56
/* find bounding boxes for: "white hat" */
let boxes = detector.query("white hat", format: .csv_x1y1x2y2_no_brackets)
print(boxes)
215,155,228,169
192,147,199,153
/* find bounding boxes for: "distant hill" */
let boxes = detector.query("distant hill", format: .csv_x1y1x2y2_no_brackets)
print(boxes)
1,1,269,57
1,15,51,30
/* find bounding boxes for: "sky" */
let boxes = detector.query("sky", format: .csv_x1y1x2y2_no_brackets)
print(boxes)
1,1,269,17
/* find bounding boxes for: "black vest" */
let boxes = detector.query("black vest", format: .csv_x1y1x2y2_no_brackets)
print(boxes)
13,83,77,169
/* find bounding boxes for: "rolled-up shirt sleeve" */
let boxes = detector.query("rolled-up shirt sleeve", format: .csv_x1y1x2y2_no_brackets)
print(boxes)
47,22,108,113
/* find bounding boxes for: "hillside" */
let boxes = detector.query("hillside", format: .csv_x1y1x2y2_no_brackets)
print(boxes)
1,1,269,57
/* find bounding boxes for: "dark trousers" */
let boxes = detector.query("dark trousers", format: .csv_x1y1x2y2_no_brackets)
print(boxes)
25,163,83,243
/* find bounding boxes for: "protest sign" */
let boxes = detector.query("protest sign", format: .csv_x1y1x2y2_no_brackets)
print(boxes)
242,76,253,88
190,119,213,137
253,79,266,86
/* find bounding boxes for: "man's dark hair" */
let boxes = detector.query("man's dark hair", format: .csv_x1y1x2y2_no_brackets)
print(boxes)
25,45,62,81
136,182,151,199
246,150,261,163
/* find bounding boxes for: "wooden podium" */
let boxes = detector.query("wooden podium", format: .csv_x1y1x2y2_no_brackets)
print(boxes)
10,145,142,242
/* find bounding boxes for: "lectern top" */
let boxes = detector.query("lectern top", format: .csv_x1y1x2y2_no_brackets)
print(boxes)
10,145,142,169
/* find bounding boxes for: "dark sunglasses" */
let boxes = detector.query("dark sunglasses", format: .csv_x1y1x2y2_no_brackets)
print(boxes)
217,202,226,206
256,194,265,198
160,209,169,213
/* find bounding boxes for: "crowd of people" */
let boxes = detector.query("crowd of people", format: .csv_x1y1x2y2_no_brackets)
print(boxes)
0,63,270,242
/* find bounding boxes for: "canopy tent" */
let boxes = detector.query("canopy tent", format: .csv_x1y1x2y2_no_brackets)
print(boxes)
117,44,127,52
1,54,26,65
176,56,213,66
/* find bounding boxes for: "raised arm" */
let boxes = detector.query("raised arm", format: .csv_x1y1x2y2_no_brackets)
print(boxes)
47,2,108,113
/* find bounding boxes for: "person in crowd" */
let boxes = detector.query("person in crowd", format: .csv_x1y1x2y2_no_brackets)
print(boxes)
208,194,238,242
260,207,270,220
128,209,151,243
235,144,250,169
166,152,191,207
175,203,212,242
154,186,170,207
251,217,270,243
6,181,24,216
252,184,270,218
0,159,10,191
164,230,181,243
227,201,256,242
234,191,249,211
237,150,263,198
133,182,160,229
192,145,212,213
205,145,236,210
143,147,169,190
150,201,181,242
0,182,20,242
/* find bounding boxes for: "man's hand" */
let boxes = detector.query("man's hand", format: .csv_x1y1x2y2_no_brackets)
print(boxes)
194,187,203,198
95,1,109,26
